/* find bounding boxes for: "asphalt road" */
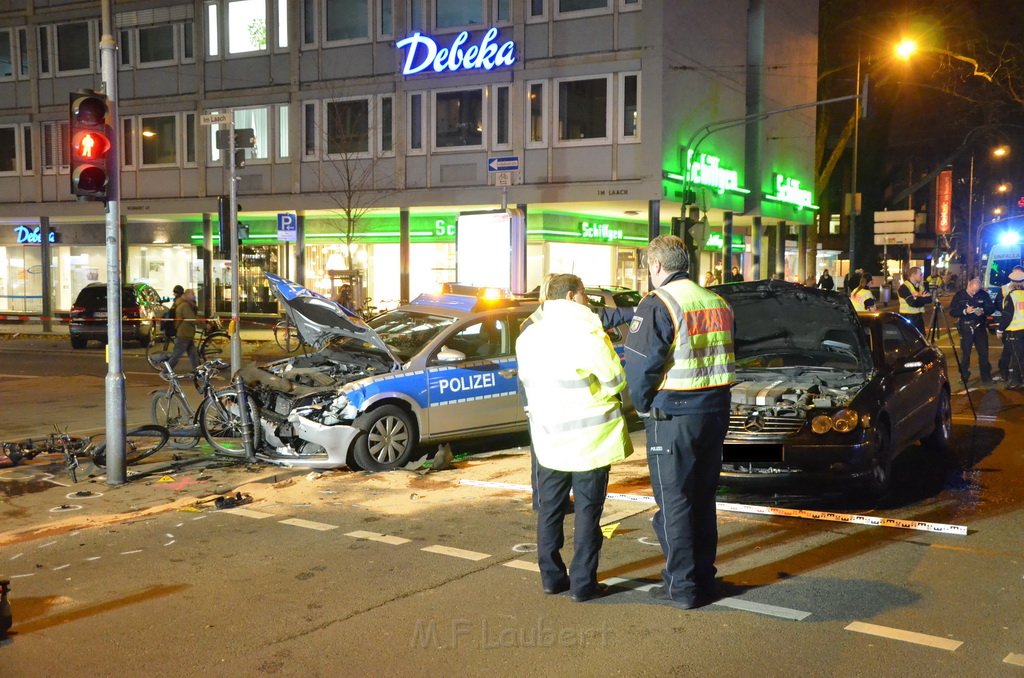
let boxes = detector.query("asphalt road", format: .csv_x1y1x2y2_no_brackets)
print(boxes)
2,341,1024,676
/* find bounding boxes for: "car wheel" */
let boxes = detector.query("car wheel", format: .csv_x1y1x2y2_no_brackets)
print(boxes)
867,423,892,496
352,405,417,472
70,336,88,349
921,389,952,455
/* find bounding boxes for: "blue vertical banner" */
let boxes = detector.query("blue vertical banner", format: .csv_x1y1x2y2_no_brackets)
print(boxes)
277,212,297,242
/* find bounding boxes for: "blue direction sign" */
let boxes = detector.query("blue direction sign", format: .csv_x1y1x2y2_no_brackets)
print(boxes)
277,212,297,242
487,156,519,172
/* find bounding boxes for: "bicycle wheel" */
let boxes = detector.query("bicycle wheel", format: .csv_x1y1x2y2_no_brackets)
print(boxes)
199,331,231,363
274,320,301,353
92,425,171,467
150,392,200,449
145,331,174,371
198,388,261,457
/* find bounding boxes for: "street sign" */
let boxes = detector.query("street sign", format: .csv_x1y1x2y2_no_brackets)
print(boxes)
873,209,915,234
487,156,519,172
201,112,231,126
277,212,297,242
494,171,515,186
873,233,914,245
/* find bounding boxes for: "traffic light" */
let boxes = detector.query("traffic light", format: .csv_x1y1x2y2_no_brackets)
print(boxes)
69,90,112,201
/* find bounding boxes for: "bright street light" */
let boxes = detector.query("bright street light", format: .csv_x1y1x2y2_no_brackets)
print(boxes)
997,183,1010,193
993,145,1009,157
895,39,918,60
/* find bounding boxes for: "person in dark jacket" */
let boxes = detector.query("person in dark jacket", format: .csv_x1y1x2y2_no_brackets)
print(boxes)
950,276,995,387
897,267,934,335
817,269,835,291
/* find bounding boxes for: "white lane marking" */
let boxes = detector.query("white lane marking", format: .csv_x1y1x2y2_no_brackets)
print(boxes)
279,518,338,532
175,523,184,527
845,621,962,651
9,553,23,561
503,560,540,572
52,564,70,571
164,540,176,547
38,541,58,549
345,530,410,545
85,556,102,561
952,414,999,423
192,515,207,520
421,545,491,561
120,549,143,556
165,533,174,539
221,507,274,519
1004,653,1024,667
10,573,35,578
715,598,811,621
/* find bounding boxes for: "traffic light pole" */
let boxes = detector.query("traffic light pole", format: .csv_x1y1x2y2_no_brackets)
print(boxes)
228,117,243,376
100,0,126,484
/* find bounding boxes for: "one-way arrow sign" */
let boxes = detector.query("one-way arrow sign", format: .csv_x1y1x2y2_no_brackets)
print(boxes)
487,156,519,172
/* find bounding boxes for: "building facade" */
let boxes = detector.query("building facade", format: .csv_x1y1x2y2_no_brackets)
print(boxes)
0,0,819,319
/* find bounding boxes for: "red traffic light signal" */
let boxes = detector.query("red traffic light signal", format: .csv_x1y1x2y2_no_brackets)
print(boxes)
69,90,112,201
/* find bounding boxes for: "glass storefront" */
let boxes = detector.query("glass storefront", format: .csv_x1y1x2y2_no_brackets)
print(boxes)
126,244,198,300
211,246,281,314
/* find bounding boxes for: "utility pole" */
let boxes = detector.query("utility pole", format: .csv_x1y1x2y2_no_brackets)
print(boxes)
100,0,126,483
228,115,242,375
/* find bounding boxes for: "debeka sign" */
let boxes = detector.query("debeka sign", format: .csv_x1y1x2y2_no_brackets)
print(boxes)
396,27,516,76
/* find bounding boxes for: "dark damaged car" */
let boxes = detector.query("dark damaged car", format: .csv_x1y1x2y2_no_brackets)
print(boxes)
717,280,952,492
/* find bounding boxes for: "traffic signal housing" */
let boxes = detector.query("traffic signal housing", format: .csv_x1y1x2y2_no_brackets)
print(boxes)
69,90,112,201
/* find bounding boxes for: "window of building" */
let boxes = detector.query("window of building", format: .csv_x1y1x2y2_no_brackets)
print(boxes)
409,0,426,32
228,0,268,53
183,22,195,60
528,0,546,20
21,125,32,173
119,30,132,67
185,113,197,165
436,0,482,28
619,72,639,141
139,25,176,65
17,28,29,78
379,0,394,38
620,0,640,9
326,98,370,156
277,104,290,159
141,115,178,166
326,0,369,43
493,85,510,149
495,0,511,22
557,0,608,14
277,0,289,48
122,118,135,168
0,30,13,79
37,26,51,76
56,22,91,73
59,122,70,168
526,80,546,147
409,93,424,153
0,126,17,174
379,95,393,155
829,214,840,235
207,2,220,56
42,123,57,173
435,89,483,149
303,102,318,158
303,0,317,45
238,107,269,160
557,76,608,144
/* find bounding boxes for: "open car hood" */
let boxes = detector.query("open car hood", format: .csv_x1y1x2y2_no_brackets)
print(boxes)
265,273,401,370
712,280,874,373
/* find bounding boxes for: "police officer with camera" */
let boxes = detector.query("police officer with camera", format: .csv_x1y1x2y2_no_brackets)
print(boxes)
950,275,995,387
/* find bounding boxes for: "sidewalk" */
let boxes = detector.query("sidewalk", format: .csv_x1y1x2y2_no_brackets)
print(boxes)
0,319,277,346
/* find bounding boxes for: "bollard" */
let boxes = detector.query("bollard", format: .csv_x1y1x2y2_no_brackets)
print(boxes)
233,373,257,463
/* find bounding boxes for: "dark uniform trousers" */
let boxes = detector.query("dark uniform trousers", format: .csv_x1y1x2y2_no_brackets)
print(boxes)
907,313,926,336
958,320,991,382
645,411,728,603
1006,331,1024,386
536,463,609,597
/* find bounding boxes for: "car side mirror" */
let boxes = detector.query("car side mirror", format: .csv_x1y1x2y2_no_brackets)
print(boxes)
436,346,466,363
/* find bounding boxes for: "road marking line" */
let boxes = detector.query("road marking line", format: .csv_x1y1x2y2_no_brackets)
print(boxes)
503,560,540,572
165,533,174,538
421,545,490,561
1005,653,1024,667
345,530,410,545
9,553,23,561
84,556,101,561
164,540,176,547
845,621,962,651
120,549,143,555
52,564,70,571
192,515,207,521
714,598,811,621
279,518,338,531
10,573,34,578
458,480,968,536
221,507,274,519
38,540,58,549
952,414,999,423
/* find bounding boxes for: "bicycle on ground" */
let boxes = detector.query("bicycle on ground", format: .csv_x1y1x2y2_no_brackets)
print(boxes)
2,426,170,482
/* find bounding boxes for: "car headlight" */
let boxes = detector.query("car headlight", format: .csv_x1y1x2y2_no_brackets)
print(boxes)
811,415,833,434
832,409,859,433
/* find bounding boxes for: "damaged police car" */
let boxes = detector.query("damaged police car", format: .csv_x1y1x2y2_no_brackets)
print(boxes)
716,280,952,493
241,274,536,470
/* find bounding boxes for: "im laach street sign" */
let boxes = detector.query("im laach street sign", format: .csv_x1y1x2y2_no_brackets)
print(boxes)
487,156,519,172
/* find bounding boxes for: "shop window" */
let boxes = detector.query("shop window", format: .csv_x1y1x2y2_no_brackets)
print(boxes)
379,0,393,38
557,0,608,14
206,2,220,56
408,93,424,153
122,118,135,168
228,0,268,53
326,98,370,156
56,22,91,73
141,115,178,166
556,76,609,144
0,126,16,174
619,72,640,142
436,0,483,29
0,30,13,79
435,89,483,149
379,95,394,155
185,113,197,166
37,26,51,76
139,25,176,65
526,81,546,147
277,104,290,159
493,85,510,149
302,0,317,45
21,125,32,173
277,0,289,48
325,0,370,43
303,102,318,158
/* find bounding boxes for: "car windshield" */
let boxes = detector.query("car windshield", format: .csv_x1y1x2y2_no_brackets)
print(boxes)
363,310,459,361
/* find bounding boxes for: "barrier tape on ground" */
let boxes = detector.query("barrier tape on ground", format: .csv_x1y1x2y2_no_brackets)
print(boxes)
457,479,968,536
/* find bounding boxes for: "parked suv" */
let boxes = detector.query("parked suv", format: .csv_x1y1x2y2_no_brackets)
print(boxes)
69,282,167,349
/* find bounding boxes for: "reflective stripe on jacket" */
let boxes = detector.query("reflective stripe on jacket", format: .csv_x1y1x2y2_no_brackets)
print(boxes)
651,279,735,391
516,299,631,472
898,281,925,315
1007,289,1024,332
851,287,874,312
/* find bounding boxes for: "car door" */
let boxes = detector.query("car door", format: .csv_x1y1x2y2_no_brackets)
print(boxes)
424,315,521,435
878,316,941,449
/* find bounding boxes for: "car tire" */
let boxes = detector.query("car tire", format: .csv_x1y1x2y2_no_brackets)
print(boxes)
921,388,952,456
867,423,892,497
70,336,88,349
352,405,418,472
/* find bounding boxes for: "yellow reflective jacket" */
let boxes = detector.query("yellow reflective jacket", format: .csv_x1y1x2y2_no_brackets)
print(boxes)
516,299,631,472
652,279,736,391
